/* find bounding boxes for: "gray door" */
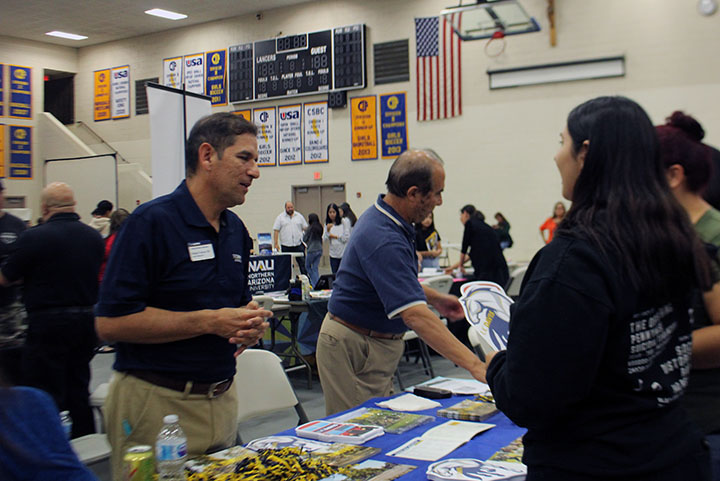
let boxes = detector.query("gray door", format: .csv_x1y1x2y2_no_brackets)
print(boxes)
293,184,346,268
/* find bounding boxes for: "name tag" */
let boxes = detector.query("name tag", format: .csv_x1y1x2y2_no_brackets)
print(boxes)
188,241,215,262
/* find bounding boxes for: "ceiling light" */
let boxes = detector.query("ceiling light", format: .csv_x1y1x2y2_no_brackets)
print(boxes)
45,31,88,40
145,8,188,20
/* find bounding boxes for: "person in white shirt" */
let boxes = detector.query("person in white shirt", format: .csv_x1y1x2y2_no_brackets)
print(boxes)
273,201,309,275
323,203,349,274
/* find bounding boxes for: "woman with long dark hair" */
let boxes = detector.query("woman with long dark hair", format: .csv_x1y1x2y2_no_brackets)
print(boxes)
492,212,513,250
323,203,348,274
303,213,324,288
338,202,357,231
657,111,720,480
484,97,711,480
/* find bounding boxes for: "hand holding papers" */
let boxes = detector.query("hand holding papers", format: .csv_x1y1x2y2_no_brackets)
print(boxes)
460,281,513,352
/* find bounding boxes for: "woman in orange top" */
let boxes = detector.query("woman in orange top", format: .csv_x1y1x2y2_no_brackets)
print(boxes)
539,201,566,244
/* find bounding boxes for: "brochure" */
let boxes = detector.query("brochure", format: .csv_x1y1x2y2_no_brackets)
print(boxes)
409,376,491,395
437,400,498,422
489,437,525,464
426,458,526,481
459,281,513,351
386,420,495,461
296,420,384,445
321,459,416,481
330,407,434,434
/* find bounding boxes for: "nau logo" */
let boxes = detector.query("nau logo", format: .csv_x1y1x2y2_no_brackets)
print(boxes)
249,259,274,272
280,110,299,120
186,57,203,67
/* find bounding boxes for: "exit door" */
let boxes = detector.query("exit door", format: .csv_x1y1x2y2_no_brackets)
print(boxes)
293,184,346,268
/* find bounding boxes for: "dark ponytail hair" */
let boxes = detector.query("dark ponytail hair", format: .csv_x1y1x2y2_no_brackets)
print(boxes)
461,205,484,222
656,111,712,194
558,96,709,301
339,202,357,227
307,213,323,239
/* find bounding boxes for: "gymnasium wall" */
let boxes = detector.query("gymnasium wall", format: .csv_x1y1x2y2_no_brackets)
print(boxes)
5,1,720,261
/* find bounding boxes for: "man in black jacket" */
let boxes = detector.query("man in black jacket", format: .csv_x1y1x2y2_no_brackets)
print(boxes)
0,182,104,437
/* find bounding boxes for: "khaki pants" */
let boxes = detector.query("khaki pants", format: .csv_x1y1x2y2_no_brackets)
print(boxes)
105,371,238,481
316,313,405,415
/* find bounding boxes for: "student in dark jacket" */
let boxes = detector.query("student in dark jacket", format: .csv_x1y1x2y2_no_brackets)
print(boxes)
445,205,508,286
483,96,712,480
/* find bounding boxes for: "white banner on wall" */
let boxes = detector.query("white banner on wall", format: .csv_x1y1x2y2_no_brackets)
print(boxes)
184,53,205,95
278,104,302,166
163,57,183,89
111,65,130,119
303,101,329,163
254,107,277,167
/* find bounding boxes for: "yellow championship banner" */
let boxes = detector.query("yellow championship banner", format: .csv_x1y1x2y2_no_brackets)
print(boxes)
233,110,251,121
93,69,111,121
350,96,378,161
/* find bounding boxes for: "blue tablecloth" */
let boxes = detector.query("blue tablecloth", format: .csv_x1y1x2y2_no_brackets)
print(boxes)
273,393,527,480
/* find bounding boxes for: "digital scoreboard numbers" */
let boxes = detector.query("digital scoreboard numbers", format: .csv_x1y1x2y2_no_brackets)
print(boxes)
229,43,253,102
255,30,333,99
333,24,364,89
228,24,366,103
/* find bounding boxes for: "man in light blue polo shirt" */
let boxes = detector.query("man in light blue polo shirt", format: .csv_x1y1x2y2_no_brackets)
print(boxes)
317,149,488,415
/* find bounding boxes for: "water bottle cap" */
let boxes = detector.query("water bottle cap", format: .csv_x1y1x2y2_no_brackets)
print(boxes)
163,414,179,424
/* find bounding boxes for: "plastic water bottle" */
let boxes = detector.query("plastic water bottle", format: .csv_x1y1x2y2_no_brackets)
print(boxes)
59,411,72,439
155,414,187,480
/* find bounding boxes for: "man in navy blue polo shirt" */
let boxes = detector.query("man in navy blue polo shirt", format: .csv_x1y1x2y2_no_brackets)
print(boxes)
316,149,488,415
95,113,272,480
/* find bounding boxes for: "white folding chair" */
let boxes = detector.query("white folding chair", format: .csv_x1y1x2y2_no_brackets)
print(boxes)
71,433,111,465
234,349,308,443
89,382,109,433
505,265,528,299
395,275,455,389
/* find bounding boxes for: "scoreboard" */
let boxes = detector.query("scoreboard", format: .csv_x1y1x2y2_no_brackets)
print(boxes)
228,24,365,103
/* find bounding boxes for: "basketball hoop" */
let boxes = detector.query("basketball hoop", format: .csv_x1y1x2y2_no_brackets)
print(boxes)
484,30,506,57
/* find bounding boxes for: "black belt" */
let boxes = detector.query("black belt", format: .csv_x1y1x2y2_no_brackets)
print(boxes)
29,306,94,315
127,370,233,398
329,314,404,340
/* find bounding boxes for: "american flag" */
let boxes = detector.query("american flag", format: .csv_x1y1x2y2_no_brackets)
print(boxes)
415,15,463,121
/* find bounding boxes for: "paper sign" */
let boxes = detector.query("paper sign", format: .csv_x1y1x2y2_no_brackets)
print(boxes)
184,53,205,94
350,95,378,160
303,101,328,163
254,107,276,167
460,281,513,352
163,57,183,89
278,104,302,165
111,65,130,119
9,65,32,119
380,92,408,158
93,69,111,121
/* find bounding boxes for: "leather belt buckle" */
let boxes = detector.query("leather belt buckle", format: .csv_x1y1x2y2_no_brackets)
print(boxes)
206,379,232,398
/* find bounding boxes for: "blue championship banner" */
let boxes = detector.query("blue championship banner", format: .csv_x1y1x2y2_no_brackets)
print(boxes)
0,64,4,117
248,254,292,294
205,50,227,106
9,125,31,179
380,92,408,158
9,65,32,120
